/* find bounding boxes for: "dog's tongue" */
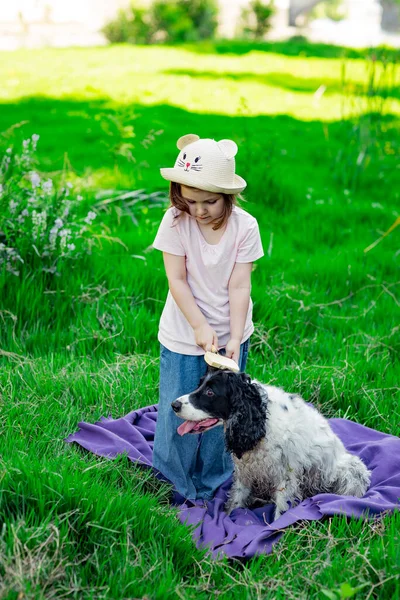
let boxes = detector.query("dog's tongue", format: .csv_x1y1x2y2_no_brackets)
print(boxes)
177,418,218,436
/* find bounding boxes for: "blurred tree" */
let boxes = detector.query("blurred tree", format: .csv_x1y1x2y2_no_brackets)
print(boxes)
102,0,218,44
179,0,219,40
239,0,275,39
151,1,193,42
102,6,153,44
152,0,218,42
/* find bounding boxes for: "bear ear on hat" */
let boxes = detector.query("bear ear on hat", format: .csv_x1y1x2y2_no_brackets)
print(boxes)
217,139,238,160
177,134,200,150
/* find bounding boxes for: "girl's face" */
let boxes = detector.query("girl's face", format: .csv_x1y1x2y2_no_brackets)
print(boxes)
180,185,225,225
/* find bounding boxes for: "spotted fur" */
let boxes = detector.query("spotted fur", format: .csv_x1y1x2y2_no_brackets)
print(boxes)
172,371,371,521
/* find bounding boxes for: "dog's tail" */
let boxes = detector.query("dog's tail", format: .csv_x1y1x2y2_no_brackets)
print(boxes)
333,453,371,497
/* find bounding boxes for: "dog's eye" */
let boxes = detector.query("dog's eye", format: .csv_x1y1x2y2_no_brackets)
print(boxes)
206,388,214,397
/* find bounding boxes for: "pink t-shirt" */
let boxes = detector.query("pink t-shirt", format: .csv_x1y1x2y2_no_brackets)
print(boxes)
153,205,264,355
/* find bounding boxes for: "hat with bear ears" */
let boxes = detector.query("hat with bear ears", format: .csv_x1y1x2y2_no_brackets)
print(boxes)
160,134,247,194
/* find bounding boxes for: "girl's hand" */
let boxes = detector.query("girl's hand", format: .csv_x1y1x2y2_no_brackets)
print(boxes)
225,339,241,365
194,323,218,352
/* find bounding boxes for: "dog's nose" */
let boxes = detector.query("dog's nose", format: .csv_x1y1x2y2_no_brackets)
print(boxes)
171,400,182,413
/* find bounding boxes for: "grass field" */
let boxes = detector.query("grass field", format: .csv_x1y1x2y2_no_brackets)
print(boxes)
0,40,399,598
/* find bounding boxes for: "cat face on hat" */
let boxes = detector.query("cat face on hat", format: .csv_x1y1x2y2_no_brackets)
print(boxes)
160,134,246,195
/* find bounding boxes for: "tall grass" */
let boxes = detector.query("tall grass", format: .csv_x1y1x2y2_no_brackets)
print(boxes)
334,50,399,191
0,42,399,598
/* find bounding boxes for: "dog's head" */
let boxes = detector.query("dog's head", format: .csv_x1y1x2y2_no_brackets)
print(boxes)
171,370,267,459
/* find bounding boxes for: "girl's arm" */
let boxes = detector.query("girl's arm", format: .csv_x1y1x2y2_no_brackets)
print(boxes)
227,262,252,363
163,252,218,351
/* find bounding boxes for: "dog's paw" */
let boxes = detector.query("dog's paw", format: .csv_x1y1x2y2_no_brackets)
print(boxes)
271,508,281,522
224,502,237,515
224,503,232,515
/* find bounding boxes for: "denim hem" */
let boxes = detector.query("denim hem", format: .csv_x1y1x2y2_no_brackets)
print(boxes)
196,492,216,501
154,338,250,500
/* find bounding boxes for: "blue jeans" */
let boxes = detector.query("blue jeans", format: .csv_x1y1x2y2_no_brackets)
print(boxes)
153,340,250,501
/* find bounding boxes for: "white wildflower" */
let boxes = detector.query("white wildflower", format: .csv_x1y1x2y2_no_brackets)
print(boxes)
66,182,73,189
77,195,83,201
54,218,63,229
86,238,95,255
59,228,71,252
32,134,40,143
49,227,58,251
6,148,11,154
21,209,29,217
62,202,71,219
43,266,57,274
9,200,18,214
30,172,41,188
5,247,23,264
59,228,71,238
1,154,11,172
67,243,76,251
84,211,97,224
32,209,47,239
23,139,30,149
1,156,10,174
42,179,53,193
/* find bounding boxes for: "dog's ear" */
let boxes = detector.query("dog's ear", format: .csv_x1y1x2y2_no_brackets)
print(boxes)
238,372,251,384
225,377,267,459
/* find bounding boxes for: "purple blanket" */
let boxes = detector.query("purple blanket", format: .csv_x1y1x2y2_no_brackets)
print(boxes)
66,404,400,559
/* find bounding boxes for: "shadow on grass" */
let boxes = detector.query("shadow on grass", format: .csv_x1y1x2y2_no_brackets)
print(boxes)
168,37,400,61
0,95,399,201
0,96,399,356
161,68,400,100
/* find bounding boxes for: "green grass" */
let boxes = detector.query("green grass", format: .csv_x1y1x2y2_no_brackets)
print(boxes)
0,41,399,598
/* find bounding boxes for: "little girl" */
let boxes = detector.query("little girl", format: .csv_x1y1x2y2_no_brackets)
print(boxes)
152,134,264,501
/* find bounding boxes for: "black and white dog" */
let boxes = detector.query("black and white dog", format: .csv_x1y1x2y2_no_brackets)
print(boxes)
172,370,371,520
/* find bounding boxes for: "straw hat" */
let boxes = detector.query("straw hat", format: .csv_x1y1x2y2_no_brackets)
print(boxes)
160,134,247,194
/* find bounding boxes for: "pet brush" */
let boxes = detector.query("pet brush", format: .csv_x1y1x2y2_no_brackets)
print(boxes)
204,345,240,373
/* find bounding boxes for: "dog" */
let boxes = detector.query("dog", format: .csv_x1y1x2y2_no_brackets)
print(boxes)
171,370,371,520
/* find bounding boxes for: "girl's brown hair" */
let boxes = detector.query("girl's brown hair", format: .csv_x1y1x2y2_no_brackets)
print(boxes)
169,182,239,230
